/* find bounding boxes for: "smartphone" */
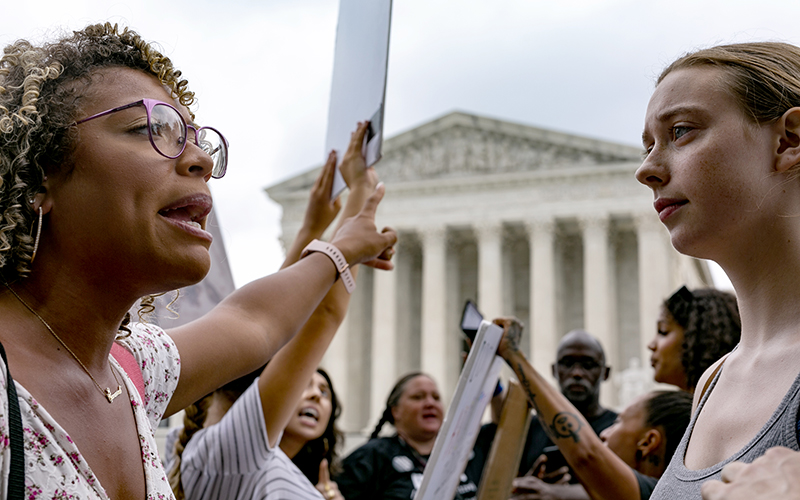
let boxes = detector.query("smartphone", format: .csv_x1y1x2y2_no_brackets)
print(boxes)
541,445,569,473
460,300,484,342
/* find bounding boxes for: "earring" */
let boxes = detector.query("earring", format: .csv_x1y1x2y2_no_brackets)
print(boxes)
30,206,42,264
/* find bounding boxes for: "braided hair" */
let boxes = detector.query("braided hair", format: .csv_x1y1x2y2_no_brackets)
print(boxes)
370,372,425,440
664,287,741,391
642,390,693,466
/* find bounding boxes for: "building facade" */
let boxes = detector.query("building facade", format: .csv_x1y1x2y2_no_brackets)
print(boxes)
267,111,712,437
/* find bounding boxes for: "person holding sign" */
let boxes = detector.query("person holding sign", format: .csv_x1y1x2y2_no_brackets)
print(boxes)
494,318,692,500
336,372,485,500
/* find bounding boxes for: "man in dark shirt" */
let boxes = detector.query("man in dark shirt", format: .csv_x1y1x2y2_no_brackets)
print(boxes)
474,329,617,482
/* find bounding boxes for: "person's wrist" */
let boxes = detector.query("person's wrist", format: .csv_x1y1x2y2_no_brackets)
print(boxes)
301,239,356,293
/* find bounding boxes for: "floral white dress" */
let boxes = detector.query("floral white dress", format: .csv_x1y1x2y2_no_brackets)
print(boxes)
0,322,181,499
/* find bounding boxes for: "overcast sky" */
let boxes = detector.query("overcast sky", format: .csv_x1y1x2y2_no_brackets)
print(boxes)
4,0,798,289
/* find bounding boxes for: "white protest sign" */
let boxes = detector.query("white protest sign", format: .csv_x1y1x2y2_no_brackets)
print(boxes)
415,320,504,500
324,0,393,198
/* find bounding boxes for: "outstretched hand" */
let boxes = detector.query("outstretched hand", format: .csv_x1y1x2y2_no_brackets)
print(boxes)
330,182,397,270
340,121,378,190
701,447,800,500
315,459,345,500
302,151,342,237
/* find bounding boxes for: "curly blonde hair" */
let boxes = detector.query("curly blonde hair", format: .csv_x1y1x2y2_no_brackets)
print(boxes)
0,22,195,280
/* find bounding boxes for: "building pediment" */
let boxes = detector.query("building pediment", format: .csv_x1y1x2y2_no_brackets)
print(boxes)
267,111,643,198
377,111,642,183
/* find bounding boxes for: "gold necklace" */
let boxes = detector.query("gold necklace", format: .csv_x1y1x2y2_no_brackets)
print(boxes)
4,283,122,403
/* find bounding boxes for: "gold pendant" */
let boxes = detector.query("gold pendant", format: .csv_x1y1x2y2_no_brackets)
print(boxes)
104,386,122,403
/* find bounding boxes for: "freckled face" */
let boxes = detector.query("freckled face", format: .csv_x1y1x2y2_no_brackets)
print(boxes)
46,67,215,295
391,376,444,442
636,67,779,260
647,308,689,390
600,394,650,470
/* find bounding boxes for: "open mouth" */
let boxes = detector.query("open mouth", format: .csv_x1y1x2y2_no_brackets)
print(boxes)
158,194,213,233
422,411,440,421
298,406,320,424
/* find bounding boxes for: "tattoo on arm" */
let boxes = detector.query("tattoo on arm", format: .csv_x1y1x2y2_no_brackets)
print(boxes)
514,361,542,414
549,412,583,443
506,321,523,353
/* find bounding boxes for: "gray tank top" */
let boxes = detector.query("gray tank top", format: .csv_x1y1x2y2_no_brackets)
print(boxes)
651,365,800,499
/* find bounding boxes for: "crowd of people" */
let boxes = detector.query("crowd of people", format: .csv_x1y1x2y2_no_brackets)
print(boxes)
1,19,800,500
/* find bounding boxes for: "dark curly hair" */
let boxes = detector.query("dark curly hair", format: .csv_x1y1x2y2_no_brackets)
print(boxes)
291,368,344,484
664,287,741,391
0,22,194,280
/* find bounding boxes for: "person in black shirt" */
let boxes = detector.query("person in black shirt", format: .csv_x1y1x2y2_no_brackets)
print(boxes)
336,373,482,500
476,329,617,485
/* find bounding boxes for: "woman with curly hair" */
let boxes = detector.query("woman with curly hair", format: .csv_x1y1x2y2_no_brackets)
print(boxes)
0,23,395,498
647,287,741,393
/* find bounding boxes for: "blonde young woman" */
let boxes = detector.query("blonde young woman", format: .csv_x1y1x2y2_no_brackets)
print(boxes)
0,24,395,498
635,43,800,499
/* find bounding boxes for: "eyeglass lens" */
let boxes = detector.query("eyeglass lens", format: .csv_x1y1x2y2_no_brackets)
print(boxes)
150,103,227,178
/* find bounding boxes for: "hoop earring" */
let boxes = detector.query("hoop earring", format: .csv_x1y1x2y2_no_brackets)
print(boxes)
30,206,42,264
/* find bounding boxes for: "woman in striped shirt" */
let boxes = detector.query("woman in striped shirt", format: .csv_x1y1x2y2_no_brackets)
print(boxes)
168,122,377,500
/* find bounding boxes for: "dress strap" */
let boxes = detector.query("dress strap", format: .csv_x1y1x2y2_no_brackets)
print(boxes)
111,342,145,401
0,342,25,499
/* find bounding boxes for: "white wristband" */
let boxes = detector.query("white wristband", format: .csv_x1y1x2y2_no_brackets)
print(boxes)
301,239,356,294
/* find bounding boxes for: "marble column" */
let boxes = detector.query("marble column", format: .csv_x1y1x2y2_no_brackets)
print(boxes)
370,253,398,426
420,226,449,389
476,222,504,320
581,215,616,407
636,214,672,369
526,218,558,376
581,217,615,361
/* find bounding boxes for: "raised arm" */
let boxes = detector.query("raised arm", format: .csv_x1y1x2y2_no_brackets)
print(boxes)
258,121,377,445
494,318,641,500
164,127,396,416
280,151,342,270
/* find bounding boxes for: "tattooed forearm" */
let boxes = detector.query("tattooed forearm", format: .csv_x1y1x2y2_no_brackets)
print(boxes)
506,320,523,353
549,412,583,443
514,361,542,414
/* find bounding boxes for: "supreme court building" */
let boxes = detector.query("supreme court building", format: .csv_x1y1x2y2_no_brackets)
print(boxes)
266,111,712,436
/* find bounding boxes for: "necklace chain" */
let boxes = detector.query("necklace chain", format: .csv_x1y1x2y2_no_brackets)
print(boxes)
4,283,122,403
